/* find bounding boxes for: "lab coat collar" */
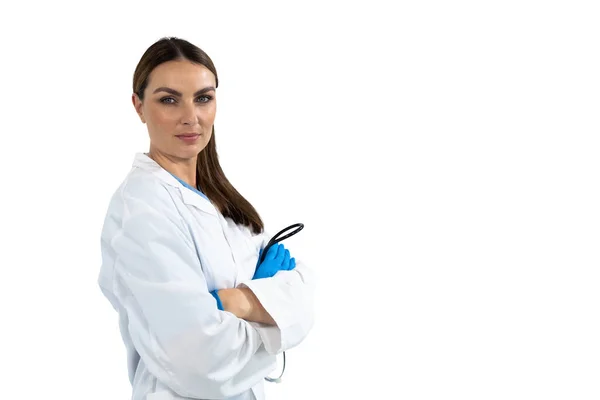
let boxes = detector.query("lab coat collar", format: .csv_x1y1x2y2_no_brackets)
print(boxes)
132,153,219,217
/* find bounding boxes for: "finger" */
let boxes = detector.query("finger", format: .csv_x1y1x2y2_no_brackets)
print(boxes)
281,249,291,270
288,257,296,270
265,244,280,261
274,244,286,263
276,243,284,259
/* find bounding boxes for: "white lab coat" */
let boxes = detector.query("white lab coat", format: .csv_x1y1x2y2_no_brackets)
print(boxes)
98,153,315,400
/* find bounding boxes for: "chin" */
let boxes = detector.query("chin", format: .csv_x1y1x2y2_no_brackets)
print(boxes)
179,145,205,159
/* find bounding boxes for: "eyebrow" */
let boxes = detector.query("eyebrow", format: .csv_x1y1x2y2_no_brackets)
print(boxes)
152,86,216,97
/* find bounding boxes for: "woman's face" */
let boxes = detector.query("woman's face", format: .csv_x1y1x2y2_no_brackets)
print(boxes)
133,60,217,162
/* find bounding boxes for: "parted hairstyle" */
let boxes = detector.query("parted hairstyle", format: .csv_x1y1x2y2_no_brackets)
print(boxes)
133,37,264,234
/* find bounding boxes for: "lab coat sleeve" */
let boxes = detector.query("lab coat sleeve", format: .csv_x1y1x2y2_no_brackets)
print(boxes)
239,232,316,354
106,182,275,399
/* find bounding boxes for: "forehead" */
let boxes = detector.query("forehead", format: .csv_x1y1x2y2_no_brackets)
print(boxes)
147,60,216,92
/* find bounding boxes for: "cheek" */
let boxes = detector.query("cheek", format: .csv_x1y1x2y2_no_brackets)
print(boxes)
203,106,217,125
147,106,175,130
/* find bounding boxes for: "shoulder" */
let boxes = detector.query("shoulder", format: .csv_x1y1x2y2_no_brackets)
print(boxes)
101,167,194,255
102,166,185,232
119,168,179,211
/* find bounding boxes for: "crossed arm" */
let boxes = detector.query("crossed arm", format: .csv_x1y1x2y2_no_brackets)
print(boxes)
217,287,277,326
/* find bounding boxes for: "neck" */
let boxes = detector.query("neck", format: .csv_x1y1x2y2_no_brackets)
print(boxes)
147,150,197,188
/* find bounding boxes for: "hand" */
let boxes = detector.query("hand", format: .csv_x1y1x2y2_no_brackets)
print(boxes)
253,243,296,280
210,289,223,310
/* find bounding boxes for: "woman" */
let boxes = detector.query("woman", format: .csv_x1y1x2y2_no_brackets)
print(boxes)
98,37,316,400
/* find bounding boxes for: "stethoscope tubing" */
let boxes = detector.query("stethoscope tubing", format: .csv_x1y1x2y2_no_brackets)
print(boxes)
261,222,304,383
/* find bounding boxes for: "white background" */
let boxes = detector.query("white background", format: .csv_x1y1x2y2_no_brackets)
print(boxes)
0,1,599,399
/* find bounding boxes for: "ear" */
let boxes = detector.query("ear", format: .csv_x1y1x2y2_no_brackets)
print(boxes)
132,93,146,123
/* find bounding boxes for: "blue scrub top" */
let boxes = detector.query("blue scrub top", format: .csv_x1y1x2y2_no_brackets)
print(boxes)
169,173,209,201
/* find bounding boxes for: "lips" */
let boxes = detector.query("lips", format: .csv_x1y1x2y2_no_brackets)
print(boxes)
176,133,201,143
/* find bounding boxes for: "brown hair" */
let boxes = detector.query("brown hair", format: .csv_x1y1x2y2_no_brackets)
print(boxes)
133,37,264,234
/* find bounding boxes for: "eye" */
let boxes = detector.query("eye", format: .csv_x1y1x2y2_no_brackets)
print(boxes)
159,97,176,104
196,95,213,103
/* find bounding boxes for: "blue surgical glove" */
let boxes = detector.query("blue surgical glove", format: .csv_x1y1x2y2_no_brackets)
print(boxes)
253,243,296,280
210,289,224,310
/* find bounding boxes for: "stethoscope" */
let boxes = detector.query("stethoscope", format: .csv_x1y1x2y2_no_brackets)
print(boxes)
260,222,304,383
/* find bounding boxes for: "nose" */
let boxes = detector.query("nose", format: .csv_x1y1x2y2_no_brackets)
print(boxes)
180,102,198,126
